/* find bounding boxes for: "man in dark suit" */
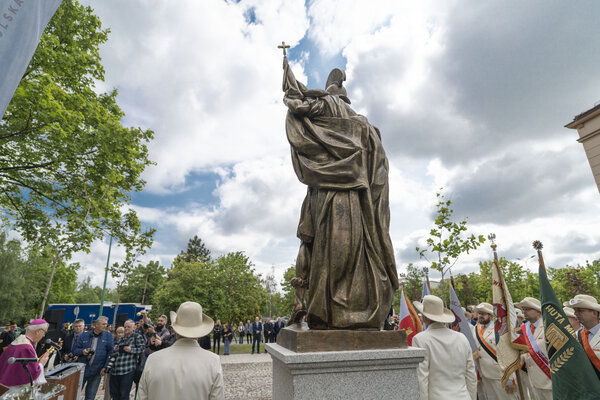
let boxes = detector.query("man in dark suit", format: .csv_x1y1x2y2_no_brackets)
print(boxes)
263,318,273,352
251,317,262,354
62,319,85,363
273,317,285,342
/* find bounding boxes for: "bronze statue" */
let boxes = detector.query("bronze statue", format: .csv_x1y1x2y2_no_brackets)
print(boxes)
281,45,399,330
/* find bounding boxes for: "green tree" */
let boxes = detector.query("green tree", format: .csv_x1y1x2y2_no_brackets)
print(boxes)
0,232,27,322
0,0,155,316
549,266,598,303
174,235,211,264
452,274,478,307
476,258,529,303
397,263,425,303
279,266,296,317
416,191,485,303
74,276,102,303
154,252,267,326
120,261,166,305
212,252,267,323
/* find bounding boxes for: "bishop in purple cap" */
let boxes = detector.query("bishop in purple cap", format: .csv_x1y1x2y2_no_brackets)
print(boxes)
0,319,50,386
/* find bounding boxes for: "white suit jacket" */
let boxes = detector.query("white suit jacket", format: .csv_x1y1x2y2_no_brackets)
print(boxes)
137,338,224,400
412,323,477,400
473,321,502,380
521,320,551,390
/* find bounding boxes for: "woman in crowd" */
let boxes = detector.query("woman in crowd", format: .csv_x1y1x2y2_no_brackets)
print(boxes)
237,322,244,344
222,324,232,356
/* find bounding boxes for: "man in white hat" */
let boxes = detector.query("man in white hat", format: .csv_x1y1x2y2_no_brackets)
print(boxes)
564,294,600,379
472,302,519,400
563,306,581,332
137,302,224,400
515,297,552,399
412,295,476,400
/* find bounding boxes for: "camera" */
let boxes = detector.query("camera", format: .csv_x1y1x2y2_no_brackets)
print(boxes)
118,344,127,353
85,348,95,356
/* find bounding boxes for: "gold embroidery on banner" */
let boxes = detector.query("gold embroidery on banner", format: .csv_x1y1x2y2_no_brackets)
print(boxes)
546,323,568,355
550,347,574,373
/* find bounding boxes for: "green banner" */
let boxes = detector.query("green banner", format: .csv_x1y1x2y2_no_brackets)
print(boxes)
539,264,600,399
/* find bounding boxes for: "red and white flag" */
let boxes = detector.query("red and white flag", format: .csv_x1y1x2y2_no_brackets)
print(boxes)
492,257,526,388
399,289,422,345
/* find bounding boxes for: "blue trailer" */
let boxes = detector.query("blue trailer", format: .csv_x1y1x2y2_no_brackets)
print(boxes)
47,303,151,327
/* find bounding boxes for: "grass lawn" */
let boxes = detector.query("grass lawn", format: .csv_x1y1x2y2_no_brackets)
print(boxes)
211,342,267,355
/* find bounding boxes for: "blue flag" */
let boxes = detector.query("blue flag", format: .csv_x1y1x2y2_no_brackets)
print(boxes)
0,0,62,118
420,279,430,302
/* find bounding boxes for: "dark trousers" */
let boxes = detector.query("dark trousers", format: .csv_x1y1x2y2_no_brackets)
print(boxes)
246,333,252,343
82,373,102,400
213,334,221,353
252,335,261,353
110,370,135,400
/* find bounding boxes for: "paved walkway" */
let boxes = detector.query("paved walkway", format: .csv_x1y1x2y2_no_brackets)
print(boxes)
220,353,272,400
91,353,273,399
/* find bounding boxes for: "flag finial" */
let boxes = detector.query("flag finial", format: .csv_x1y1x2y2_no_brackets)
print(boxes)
488,233,497,251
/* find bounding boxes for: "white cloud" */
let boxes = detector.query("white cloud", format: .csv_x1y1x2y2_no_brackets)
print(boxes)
87,0,309,193
71,0,600,292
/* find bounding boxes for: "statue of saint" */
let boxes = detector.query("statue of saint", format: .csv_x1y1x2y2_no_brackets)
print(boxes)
282,55,399,330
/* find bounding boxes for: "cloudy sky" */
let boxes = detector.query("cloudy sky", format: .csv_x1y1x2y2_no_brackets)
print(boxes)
74,0,600,288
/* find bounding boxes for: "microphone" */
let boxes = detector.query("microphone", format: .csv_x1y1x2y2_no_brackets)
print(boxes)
45,338,62,348
7,357,38,364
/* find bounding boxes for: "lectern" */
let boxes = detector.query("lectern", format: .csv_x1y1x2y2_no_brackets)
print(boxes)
44,363,85,400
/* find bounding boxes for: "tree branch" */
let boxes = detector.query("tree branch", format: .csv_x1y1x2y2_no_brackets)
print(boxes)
0,160,56,172
1,176,69,210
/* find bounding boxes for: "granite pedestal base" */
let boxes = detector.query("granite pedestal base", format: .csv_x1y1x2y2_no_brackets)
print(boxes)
266,343,425,400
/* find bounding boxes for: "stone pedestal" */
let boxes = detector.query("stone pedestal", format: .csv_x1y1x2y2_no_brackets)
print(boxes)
266,343,425,400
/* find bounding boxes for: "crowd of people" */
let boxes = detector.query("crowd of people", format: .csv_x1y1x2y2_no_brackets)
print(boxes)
210,316,285,355
407,293,600,400
1,290,598,400
0,308,288,399
0,308,216,399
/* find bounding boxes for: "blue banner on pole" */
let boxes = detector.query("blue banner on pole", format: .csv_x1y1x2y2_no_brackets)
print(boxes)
0,0,62,118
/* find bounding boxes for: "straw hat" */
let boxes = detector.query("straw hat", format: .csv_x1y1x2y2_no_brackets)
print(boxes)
474,302,494,315
563,306,576,318
563,294,600,312
413,295,456,324
515,297,541,312
412,300,423,312
170,301,214,338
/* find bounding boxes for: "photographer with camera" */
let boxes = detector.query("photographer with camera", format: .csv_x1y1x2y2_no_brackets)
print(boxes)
146,315,171,355
108,320,145,400
73,316,113,400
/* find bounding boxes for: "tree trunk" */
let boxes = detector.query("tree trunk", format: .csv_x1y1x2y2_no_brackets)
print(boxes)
39,254,60,318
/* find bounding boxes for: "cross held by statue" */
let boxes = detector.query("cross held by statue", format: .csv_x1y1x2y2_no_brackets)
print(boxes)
278,41,290,56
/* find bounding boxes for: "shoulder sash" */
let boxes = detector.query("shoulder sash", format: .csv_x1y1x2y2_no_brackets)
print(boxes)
476,323,497,362
581,329,600,380
522,322,551,379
